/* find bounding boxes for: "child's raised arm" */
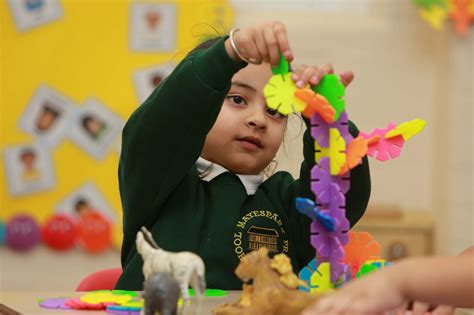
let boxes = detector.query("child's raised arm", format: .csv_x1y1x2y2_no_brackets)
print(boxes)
119,36,245,265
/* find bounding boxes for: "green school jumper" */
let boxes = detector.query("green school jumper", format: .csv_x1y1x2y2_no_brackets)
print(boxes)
115,37,371,290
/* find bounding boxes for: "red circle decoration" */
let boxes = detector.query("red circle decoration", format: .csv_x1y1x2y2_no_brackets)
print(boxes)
76,211,112,253
42,214,76,251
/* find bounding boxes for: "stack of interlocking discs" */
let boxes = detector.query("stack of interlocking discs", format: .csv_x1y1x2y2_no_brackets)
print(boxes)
263,55,426,293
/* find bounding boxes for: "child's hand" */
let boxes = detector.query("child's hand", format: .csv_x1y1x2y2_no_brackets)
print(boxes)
302,267,406,315
224,21,293,66
291,64,355,88
404,302,455,315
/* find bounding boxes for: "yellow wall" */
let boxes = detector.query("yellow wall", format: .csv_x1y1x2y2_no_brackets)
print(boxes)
0,0,233,226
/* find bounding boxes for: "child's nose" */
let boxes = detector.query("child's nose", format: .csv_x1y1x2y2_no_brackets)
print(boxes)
246,108,267,130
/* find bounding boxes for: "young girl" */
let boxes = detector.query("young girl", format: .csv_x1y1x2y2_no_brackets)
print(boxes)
303,246,474,315
115,22,371,290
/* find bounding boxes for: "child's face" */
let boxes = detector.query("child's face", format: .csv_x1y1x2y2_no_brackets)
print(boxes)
201,64,287,175
86,117,103,135
21,154,36,169
37,110,56,130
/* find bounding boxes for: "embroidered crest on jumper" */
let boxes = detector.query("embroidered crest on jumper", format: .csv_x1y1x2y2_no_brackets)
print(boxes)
233,210,288,260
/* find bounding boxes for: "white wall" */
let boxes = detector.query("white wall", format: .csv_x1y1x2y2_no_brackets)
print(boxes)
233,0,473,255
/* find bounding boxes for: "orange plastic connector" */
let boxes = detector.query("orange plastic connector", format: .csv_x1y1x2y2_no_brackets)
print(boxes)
338,137,368,175
295,89,336,123
366,135,381,145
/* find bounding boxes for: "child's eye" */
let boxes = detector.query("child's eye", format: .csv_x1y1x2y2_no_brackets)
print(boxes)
266,107,286,119
226,95,247,106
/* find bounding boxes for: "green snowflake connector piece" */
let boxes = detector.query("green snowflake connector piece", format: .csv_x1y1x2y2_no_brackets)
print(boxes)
271,53,289,75
356,264,378,278
312,74,345,121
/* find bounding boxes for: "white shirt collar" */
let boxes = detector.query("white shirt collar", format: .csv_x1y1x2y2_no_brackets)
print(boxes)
195,157,263,195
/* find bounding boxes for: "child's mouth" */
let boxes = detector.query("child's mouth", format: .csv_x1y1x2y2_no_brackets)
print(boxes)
238,136,263,151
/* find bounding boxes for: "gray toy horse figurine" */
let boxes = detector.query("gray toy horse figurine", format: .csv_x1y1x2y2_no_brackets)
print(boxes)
143,272,180,315
136,227,206,300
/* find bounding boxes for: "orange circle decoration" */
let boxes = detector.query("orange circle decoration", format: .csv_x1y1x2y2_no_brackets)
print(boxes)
76,211,112,253
42,214,76,251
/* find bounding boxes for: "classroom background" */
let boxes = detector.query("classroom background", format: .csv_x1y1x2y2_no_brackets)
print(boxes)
0,0,472,294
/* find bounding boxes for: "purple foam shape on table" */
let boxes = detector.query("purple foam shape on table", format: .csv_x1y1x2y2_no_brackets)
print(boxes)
39,298,71,309
311,158,350,204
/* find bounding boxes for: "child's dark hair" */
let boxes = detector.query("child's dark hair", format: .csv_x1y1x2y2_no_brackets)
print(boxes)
74,198,89,213
42,104,60,117
82,115,94,130
81,114,105,138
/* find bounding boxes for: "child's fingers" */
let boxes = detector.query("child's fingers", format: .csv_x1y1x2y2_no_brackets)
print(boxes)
316,63,334,78
340,71,355,87
291,64,325,87
291,64,308,81
272,21,293,62
298,65,319,88
252,28,270,63
411,301,430,315
262,25,280,65
292,66,355,88
230,21,292,65
304,63,334,86
319,63,335,73
236,29,261,62
393,304,408,315
431,305,455,315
